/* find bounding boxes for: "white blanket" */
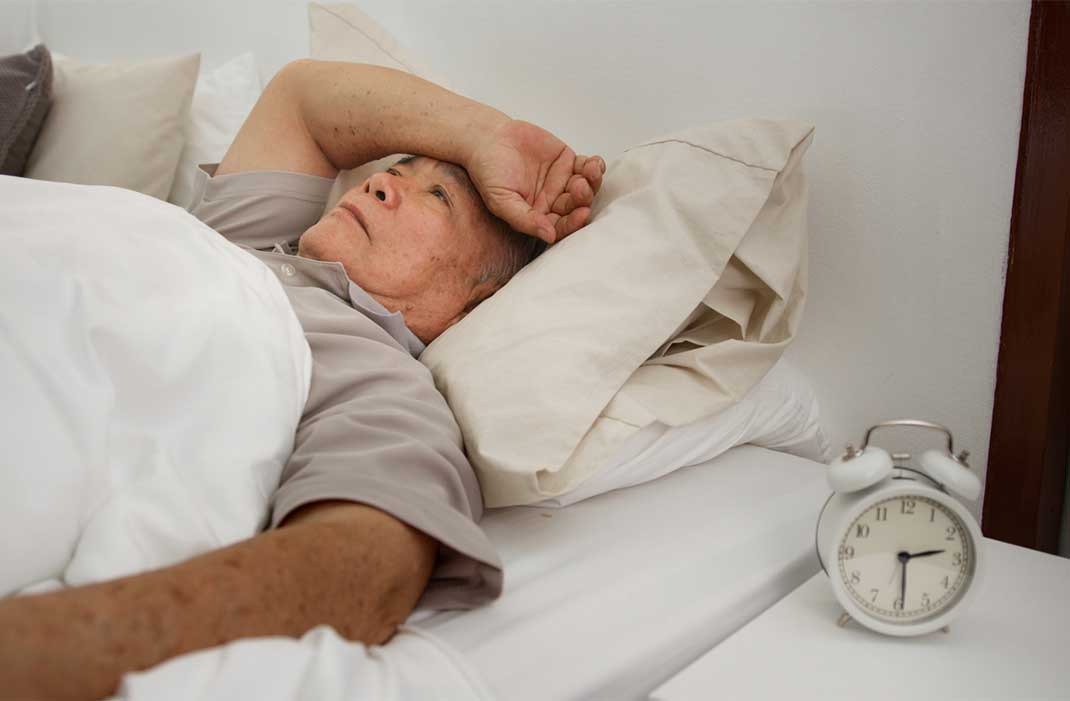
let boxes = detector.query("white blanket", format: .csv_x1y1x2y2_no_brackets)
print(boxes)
0,177,310,594
0,178,490,700
114,625,493,701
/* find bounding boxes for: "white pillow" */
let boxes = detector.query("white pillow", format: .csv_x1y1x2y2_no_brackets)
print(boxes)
533,360,831,508
168,53,262,209
25,53,200,200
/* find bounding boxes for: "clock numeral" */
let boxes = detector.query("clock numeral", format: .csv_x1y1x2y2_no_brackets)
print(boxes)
921,593,931,608
870,588,879,602
930,508,935,522
840,545,855,560
875,507,888,522
855,524,870,539
900,499,916,515
941,576,950,590
945,525,957,541
952,552,964,567
850,571,861,585
893,598,904,611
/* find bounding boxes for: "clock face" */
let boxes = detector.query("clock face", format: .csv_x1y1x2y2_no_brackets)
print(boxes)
836,494,974,625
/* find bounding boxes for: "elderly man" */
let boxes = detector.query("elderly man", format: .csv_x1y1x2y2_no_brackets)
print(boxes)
0,59,604,700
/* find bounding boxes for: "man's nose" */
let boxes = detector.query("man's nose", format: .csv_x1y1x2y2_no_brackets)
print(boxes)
364,171,401,209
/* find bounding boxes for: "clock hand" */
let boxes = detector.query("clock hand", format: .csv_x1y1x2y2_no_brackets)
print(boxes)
900,558,908,608
895,551,909,608
889,550,909,584
906,549,946,559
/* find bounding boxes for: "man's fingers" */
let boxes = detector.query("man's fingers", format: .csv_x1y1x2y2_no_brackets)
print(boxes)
535,147,576,214
551,175,595,216
551,192,572,216
553,206,591,241
573,154,605,176
575,155,605,195
586,157,605,194
487,188,556,242
568,174,594,205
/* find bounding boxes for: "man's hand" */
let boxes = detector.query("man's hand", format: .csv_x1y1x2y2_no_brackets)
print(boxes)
467,120,605,244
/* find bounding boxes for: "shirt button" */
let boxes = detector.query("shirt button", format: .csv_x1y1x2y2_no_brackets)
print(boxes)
280,263,296,277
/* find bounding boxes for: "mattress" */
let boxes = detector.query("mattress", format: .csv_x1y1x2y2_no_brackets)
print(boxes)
410,445,831,699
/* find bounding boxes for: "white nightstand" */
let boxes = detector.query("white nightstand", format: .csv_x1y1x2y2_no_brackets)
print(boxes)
650,537,1070,700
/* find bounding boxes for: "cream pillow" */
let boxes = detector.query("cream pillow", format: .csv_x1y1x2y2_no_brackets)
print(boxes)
421,120,814,506
25,53,200,200
309,2,445,210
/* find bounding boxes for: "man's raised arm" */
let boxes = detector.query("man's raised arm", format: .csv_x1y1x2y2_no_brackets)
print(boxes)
218,59,602,243
217,60,506,180
0,502,436,700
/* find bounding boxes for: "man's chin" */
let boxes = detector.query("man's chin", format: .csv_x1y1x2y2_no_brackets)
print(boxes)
295,223,339,262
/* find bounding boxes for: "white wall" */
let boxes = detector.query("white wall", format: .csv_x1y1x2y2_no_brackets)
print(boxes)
4,0,1030,520
357,0,1031,522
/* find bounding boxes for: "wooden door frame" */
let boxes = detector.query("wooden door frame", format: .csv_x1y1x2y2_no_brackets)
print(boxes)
982,0,1070,554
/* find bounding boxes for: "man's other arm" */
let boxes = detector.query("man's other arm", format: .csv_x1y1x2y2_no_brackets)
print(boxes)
0,502,436,700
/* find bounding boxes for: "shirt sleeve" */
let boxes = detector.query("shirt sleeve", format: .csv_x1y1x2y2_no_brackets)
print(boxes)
186,165,503,610
270,287,504,610
186,164,334,250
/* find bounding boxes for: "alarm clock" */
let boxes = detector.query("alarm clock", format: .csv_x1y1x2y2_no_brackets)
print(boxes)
815,420,984,637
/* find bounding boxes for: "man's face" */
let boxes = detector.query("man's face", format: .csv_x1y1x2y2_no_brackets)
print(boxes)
298,156,504,344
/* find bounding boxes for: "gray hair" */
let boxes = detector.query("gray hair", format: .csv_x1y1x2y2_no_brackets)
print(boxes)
476,214,549,290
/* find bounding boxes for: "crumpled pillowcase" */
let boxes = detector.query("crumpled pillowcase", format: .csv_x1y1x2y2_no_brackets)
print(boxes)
421,120,814,507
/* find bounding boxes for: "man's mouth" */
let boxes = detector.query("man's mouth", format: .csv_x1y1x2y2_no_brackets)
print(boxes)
337,202,369,237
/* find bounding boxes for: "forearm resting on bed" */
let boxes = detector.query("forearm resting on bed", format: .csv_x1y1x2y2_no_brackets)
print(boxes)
0,501,437,701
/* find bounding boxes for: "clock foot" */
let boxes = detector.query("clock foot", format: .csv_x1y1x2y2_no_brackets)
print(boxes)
836,612,852,628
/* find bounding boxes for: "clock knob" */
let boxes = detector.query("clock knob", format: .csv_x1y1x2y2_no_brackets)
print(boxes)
919,449,982,501
828,445,893,493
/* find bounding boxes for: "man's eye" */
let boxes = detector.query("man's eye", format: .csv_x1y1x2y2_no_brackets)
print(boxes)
431,187,448,202
386,168,400,176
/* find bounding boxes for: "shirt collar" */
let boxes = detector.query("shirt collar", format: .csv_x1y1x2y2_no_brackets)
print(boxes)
272,243,426,357
344,278,427,357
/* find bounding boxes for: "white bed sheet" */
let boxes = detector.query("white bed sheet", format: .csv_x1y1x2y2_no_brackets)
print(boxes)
411,445,831,699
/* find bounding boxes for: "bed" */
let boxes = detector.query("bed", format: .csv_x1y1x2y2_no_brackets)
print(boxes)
2,2,843,699
413,445,830,699
107,445,830,700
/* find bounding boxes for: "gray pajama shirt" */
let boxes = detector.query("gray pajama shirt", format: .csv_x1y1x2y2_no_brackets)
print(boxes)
188,165,502,610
